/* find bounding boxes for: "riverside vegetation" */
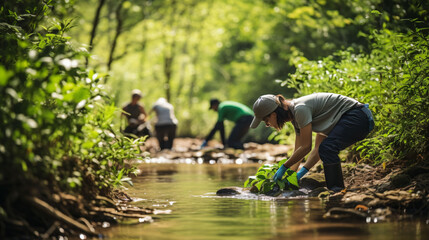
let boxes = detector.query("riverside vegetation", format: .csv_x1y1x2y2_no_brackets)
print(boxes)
0,1,153,238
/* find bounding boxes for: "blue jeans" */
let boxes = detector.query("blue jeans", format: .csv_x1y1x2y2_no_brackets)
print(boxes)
319,106,374,164
227,115,253,149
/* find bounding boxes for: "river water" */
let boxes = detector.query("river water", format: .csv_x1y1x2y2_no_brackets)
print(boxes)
103,162,429,240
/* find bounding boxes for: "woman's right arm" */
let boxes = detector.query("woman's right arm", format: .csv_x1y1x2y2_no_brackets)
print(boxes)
289,132,304,172
303,133,326,170
283,123,313,169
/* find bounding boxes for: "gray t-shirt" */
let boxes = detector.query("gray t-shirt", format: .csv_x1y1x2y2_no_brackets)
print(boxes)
290,93,360,135
152,99,178,126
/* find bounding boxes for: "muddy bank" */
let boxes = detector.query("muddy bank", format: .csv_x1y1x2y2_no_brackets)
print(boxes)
150,138,429,221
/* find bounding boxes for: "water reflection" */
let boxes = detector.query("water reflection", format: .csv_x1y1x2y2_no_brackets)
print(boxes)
104,163,429,240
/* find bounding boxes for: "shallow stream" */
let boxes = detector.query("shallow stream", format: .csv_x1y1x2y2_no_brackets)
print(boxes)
103,163,429,239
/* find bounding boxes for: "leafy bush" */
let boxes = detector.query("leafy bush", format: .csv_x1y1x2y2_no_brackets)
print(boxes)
244,159,298,195
0,1,144,197
78,102,147,192
284,26,428,164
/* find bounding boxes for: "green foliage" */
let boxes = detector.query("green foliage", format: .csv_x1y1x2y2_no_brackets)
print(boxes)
285,26,429,164
65,0,429,141
78,102,146,190
268,122,296,145
0,1,144,196
244,159,298,194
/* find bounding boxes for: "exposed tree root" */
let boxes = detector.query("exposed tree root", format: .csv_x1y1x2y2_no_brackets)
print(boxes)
92,207,153,219
24,196,98,237
1,187,155,239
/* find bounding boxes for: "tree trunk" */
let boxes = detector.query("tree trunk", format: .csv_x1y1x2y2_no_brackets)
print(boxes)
107,0,125,73
85,0,106,67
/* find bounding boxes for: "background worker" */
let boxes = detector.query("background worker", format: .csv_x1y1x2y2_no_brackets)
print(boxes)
151,97,178,150
250,93,374,192
121,89,150,137
201,99,254,150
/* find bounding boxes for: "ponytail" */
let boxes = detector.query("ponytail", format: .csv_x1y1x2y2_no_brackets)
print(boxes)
273,94,293,129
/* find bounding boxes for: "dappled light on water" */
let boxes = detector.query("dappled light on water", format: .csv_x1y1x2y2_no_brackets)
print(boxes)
102,163,429,240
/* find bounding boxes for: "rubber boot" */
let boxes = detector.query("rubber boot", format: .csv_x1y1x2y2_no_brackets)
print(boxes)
323,163,345,192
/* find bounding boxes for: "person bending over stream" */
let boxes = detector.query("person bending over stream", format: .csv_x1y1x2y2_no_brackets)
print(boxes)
201,99,254,150
250,93,374,192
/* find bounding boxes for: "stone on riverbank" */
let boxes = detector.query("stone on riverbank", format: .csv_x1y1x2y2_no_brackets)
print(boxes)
216,187,242,196
300,173,326,190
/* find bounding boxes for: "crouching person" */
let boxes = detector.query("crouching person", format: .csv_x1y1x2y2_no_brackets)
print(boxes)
250,93,374,192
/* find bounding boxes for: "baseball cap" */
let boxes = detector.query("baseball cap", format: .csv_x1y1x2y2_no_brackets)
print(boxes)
131,89,142,97
250,94,280,128
209,98,220,110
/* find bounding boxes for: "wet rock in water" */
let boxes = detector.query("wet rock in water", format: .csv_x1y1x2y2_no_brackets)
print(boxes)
324,207,368,220
265,184,282,197
300,173,325,190
281,190,306,198
216,187,241,196
308,187,329,197
249,185,259,193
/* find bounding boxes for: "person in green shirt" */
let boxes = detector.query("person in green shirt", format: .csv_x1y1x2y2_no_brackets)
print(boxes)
201,99,254,149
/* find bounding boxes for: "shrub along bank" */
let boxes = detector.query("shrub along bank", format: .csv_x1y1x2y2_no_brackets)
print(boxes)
0,2,147,238
282,25,429,165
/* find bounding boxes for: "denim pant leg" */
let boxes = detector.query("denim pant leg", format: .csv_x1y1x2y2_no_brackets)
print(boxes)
166,125,177,149
155,125,167,150
227,115,252,149
319,108,371,164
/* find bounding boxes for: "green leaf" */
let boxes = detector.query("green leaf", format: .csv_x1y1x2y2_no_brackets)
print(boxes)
0,65,13,86
255,180,265,191
121,177,133,186
278,158,288,167
244,178,250,188
21,161,28,172
277,180,285,190
250,179,258,186
286,171,299,190
72,87,91,103
261,181,275,194
256,174,266,180
82,141,94,149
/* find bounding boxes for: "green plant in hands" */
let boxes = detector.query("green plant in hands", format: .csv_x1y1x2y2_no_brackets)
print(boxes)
244,159,298,195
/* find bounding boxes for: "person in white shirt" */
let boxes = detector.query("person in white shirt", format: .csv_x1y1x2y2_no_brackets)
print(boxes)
151,98,178,150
